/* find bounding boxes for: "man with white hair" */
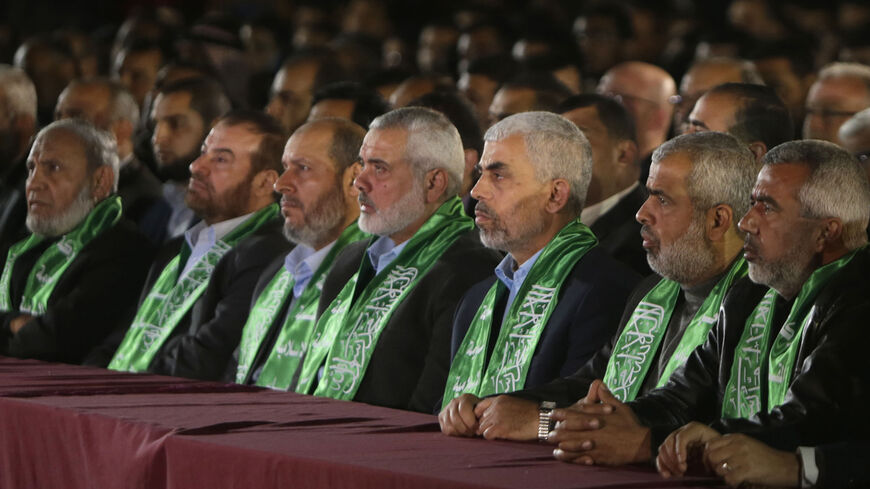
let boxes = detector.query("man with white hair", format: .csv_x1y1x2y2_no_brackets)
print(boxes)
294,107,501,413
651,140,870,476
0,119,154,363
0,65,38,252
544,140,870,470
439,112,638,426
803,62,870,146
55,78,168,243
440,132,757,443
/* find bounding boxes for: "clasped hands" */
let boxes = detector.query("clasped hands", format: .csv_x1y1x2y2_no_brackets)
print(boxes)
438,379,652,466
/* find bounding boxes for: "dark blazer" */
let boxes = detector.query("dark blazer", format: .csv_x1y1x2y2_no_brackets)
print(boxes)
631,247,870,452
223,251,292,384
815,441,870,489
147,216,291,381
589,184,650,277
117,156,171,245
88,215,291,380
0,158,29,254
0,218,155,364
315,231,503,413
449,246,640,395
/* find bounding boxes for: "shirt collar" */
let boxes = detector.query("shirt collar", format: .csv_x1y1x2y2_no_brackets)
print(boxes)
284,240,337,298
367,235,410,276
184,211,255,249
494,247,545,290
581,181,639,226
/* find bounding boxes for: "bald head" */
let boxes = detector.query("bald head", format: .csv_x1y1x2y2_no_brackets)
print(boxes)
597,61,676,156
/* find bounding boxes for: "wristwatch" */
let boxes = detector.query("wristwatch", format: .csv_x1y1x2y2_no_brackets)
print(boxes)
538,401,556,442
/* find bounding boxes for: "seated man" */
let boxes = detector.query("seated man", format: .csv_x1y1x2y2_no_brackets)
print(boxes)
230,118,367,387
55,77,168,243
106,111,291,380
440,132,758,440
441,112,639,412
551,140,870,467
686,82,794,162
294,107,502,413
0,119,154,363
559,94,649,275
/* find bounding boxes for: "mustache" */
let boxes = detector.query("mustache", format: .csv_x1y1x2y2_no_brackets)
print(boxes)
358,192,375,209
474,201,495,217
639,224,656,241
281,196,303,208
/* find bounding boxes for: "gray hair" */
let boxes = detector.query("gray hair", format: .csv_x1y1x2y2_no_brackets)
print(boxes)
653,132,757,228
369,107,465,199
36,119,120,192
484,111,592,215
839,107,870,140
818,62,870,90
762,139,870,249
0,64,37,120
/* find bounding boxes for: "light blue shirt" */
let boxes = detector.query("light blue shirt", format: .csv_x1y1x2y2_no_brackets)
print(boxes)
163,182,196,240
367,236,410,276
494,248,544,323
284,240,337,300
180,211,254,279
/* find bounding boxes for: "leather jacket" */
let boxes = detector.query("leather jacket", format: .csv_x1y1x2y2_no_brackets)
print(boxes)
630,247,870,452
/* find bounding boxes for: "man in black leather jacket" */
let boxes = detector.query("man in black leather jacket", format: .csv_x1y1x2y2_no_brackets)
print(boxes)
546,139,870,469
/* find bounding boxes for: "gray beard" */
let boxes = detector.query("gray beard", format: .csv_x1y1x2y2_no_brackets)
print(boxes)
283,189,347,248
646,214,717,285
358,180,427,237
26,185,95,237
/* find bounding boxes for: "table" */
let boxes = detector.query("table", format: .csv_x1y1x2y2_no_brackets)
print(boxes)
0,357,720,489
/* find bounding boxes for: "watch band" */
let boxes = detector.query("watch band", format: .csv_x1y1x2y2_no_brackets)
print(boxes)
538,401,556,442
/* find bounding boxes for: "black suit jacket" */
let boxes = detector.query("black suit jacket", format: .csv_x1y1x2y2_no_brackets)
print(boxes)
450,246,640,394
0,158,28,254
315,231,503,413
631,248,870,452
815,441,870,489
146,216,291,381
89,216,291,380
0,218,155,364
589,185,651,276
117,156,171,245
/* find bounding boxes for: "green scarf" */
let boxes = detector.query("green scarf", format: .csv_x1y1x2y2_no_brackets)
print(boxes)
234,222,366,386
108,204,279,372
296,197,472,398
722,250,856,418
441,220,597,409
602,257,747,402
0,196,123,315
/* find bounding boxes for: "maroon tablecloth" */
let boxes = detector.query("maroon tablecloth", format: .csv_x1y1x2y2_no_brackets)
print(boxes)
0,357,721,489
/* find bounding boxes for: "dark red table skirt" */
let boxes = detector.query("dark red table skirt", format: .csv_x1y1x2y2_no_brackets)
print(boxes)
0,357,721,489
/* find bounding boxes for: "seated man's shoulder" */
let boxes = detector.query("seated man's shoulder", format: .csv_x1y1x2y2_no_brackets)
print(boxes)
565,246,641,290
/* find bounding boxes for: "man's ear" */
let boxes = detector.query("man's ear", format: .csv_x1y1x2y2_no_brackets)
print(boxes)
615,139,639,168
747,141,768,163
706,204,734,241
545,178,571,214
91,165,115,201
253,169,279,198
424,167,449,203
816,218,844,252
343,161,361,199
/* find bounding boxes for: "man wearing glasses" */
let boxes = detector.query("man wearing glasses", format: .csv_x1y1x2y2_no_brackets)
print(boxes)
803,62,870,146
